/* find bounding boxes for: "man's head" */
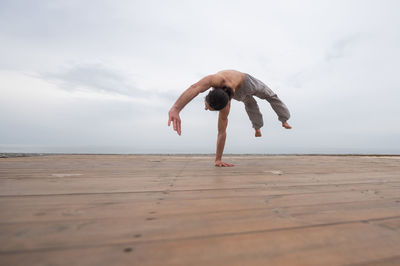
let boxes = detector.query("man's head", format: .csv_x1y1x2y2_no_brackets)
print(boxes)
205,87,233,111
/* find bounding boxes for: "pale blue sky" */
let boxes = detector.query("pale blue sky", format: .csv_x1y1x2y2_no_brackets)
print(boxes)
1,0,399,154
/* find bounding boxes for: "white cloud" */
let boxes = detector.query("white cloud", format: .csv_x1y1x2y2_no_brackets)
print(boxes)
1,0,400,154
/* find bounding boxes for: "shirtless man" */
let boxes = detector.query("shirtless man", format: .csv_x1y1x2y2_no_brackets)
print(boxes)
168,70,292,167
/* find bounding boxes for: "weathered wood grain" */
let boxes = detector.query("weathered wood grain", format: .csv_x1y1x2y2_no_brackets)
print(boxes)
0,155,399,266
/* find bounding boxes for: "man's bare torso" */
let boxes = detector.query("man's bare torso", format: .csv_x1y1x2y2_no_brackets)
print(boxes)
213,70,246,92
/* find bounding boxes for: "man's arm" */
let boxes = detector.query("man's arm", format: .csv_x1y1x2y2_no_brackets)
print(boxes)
168,74,224,135
215,102,234,167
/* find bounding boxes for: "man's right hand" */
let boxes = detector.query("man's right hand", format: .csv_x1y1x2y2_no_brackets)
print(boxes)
215,160,234,167
168,108,182,135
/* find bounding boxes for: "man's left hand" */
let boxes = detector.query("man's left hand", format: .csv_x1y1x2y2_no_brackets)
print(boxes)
168,108,182,135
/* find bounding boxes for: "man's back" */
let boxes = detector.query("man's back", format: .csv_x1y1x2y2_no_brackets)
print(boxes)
214,70,246,92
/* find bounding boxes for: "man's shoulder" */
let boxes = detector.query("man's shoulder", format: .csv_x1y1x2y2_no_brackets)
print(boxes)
216,69,244,76
215,70,246,89
198,70,245,89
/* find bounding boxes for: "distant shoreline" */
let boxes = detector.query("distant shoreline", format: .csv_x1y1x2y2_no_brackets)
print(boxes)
1,153,400,158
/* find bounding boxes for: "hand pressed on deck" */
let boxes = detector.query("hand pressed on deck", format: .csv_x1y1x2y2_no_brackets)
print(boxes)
215,160,234,167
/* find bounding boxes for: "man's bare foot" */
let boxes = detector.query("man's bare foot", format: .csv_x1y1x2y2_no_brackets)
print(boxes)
282,122,292,129
255,129,262,137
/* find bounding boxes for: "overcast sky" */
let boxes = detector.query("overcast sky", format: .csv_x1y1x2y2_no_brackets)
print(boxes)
1,0,399,154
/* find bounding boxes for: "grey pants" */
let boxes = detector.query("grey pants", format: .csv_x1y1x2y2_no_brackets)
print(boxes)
233,74,291,129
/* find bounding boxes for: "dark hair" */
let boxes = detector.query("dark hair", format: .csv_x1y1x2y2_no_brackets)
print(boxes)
205,86,234,110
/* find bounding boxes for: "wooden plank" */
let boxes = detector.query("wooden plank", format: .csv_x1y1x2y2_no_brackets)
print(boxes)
1,188,400,224
1,199,400,252
1,220,400,266
1,155,400,266
1,163,399,196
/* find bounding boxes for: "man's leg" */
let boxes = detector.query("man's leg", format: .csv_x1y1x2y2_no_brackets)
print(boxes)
254,84,291,123
243,96,264,137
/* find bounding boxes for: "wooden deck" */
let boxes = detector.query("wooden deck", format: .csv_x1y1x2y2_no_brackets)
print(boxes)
0,155,400,266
